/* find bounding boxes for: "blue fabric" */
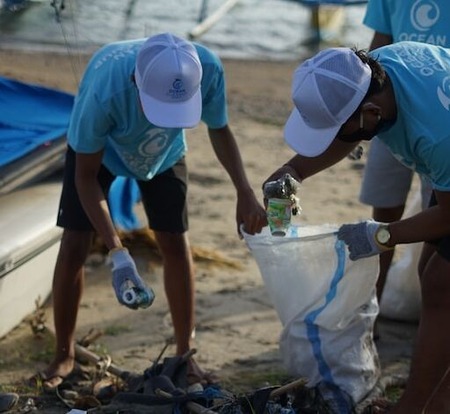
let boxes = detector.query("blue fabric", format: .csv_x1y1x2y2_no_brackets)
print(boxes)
364,0,450,46
69,39,229,230
108,176,142,231
68,39,228,180
372,42,450,191
0,76,74,167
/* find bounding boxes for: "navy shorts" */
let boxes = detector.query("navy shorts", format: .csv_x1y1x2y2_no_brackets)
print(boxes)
56,147,188,233
427,192,450,262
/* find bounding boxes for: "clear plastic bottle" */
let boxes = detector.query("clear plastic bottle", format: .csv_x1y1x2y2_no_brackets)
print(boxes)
121,284,155,309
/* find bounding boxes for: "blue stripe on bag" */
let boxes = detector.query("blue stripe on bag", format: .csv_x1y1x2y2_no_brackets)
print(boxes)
304,238,350,409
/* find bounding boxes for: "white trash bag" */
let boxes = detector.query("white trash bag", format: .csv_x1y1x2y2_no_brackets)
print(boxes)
379,189,422,322
243,224,380,408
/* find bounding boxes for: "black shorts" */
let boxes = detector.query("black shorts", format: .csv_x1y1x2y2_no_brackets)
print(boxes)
427,191,450,262
57,146,188,233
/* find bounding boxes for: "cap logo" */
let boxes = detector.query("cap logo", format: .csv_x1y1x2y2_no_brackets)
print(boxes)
173,78,183,90
168,78,187,101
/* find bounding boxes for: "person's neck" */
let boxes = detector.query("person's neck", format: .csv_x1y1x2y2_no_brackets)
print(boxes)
382,74,397,122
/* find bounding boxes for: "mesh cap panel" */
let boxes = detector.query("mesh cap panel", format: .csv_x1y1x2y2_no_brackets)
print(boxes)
316,73,358,123
136,45,166,79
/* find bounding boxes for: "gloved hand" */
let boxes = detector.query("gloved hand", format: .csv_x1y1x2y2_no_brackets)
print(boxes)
337,220,393,261
109,247,146,307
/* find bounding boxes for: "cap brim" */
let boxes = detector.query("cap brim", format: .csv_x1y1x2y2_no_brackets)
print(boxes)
284,108,341,157
139,89,202,129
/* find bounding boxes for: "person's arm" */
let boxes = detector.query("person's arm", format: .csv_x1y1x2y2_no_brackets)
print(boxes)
208,125,267,236
338,189,450,261
74,150,122,250
388,190,450,245
265,137,359,187
369,31,392,51
75,150,150,306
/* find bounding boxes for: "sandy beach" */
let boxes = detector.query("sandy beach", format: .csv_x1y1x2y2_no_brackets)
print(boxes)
0,47,419,413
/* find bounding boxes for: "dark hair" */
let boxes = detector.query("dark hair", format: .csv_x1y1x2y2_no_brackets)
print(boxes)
337,48,387,128
353,47,387,99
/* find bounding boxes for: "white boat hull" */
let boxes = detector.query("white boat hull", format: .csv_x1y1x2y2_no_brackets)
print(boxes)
0,176,62,339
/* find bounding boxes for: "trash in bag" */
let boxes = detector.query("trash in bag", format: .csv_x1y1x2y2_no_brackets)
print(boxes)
243,225,380,411
263,173,302,216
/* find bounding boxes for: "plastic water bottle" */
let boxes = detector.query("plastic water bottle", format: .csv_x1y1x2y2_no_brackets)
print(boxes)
263,174,301,236
121,285,155,309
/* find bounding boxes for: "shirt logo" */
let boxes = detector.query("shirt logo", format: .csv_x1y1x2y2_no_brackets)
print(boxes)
410,0,439,31
437,76,450,110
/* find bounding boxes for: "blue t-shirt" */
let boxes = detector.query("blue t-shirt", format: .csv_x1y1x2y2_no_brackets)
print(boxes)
364,0,450,47
370,42,450,191
68,39,228,180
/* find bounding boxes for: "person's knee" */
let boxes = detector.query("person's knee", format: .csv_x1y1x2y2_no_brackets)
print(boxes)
155,231,191,259
420,254,450,309
59,229,93,264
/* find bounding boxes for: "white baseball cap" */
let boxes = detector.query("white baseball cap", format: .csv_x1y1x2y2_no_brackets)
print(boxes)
135,32,203,128
284,47,372,157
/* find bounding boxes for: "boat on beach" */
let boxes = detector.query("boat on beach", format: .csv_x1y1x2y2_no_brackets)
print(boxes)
0,76,73,338
0,174,63,338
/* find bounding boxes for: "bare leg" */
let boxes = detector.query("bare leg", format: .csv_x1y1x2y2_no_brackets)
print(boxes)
41,229,93,388
154,230,195,357
390,246,450,413
154,230,217,384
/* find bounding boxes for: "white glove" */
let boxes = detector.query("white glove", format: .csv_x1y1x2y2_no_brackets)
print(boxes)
109,247,146,307
337,220,393,261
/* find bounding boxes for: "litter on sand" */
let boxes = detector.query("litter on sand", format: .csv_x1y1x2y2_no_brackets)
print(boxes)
18,328,402,414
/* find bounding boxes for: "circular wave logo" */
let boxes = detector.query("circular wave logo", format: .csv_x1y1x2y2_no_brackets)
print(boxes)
173,78,183,90
410,0,439,31
437,76,450,110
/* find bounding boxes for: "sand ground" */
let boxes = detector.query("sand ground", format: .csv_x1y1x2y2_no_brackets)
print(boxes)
0,47,419,413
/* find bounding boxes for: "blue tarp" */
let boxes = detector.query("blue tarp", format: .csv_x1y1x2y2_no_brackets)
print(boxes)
292,0,367,5
0,76,74,167
0,75,140,230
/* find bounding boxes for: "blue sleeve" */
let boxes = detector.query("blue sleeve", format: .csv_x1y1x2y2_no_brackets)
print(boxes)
67,81,112,153
67,41,139,154
196,45,228,129
363,0,392,36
